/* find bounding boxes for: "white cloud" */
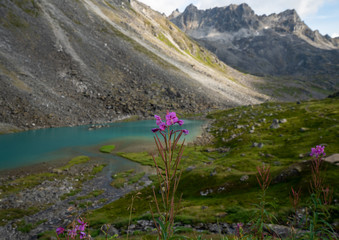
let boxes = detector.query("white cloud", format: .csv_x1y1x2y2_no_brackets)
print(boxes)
332,33,339,38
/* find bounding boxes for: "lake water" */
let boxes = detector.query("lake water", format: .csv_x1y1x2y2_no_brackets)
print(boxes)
0,120,205,170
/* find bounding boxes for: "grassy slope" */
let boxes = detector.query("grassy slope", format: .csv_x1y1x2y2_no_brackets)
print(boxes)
88,98,339,230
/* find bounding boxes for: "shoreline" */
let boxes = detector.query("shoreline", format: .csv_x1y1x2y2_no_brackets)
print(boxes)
0,114,209,135
0,118,209,178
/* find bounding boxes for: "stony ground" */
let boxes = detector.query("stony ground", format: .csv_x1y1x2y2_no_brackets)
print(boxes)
0,158,153,240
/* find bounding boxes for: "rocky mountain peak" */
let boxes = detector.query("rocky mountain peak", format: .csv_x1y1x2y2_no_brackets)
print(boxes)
231,3,254,15
278,9,300,19
171,3,259,32
170,2,339,85
186,3,198,12
169,8,181,18
277,9,303,30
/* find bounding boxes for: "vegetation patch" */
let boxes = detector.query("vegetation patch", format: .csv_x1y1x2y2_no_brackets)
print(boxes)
128,172,145,184
60,189,82,200
88,98,339,235
0,207,40,226
76,190,105,200
0,172,60,196
157,32,181,53
59,155,90,170
91,164,107,175
110,169,146,189
17,219,46,233
99,145,115,153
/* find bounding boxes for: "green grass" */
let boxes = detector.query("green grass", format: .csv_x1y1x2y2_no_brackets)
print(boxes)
128,172,145,184
88,98,339,233
110,169,146,188
17,219,46,233
91,164,107,175
76,190,105,200
157,32,181,53
99,145,115,153
59,155,90,170
0,172,60,197
0,207,40,226
60,189,82,200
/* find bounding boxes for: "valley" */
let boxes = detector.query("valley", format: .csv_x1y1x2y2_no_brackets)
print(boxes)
0,0,338,239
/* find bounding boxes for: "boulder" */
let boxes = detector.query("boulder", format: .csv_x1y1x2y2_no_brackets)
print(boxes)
240,175,249,182
324,154,339,165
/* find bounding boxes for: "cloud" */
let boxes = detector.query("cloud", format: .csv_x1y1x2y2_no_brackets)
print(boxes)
332,33,339,38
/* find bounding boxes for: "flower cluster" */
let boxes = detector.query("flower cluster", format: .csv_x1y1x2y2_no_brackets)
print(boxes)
56,218,87,239
151,111,188,135
310,145,326,158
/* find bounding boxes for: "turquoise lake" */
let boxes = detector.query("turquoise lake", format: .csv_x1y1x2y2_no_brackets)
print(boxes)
0,120,204,170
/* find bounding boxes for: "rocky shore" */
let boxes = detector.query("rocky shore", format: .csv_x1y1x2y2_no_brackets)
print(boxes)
0,157,153,240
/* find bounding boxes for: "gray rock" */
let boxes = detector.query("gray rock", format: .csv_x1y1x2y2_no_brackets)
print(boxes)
52,168,63,174
270,119,280,129
240,175,249,182
186,166,196,172
266,224,292,238
210,169,217,176
208,223,222,233
200,189,213,196
279,119,287,123
101,224,119,237
324,154,339,164
300,127,308,132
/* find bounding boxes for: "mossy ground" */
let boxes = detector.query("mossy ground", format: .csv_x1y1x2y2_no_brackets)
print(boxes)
110,169,146,188
87,98,339,236
6,98,339,239
99,145,116,153
59,155,90,170
0,155,105,226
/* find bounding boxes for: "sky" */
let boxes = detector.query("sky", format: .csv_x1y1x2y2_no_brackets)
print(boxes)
138,0,339,38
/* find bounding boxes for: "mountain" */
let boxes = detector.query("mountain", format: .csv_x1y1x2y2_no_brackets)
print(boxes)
170,3,339,86
0,0,269,132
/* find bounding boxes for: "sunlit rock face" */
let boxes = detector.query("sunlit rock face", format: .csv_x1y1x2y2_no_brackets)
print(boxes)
170,3,339,80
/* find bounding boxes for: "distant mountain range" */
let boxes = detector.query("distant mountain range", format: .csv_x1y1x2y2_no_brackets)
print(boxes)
0,0,338,132
170,3,339,83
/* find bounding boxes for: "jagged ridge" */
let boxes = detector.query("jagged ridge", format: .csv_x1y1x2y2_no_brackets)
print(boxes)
170,3,339,84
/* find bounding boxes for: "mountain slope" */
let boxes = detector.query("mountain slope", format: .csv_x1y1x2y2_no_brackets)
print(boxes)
0,0,269,132
170,4,339,89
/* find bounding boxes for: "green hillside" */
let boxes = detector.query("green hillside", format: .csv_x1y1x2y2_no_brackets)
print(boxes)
84,97,339,238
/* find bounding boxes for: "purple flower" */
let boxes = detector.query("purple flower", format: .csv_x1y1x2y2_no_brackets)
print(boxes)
159,122,166,131
154,115,162,126
310,145,326,158
166,112,178,126
152,128,160,133
56,227,65,235
68,228,77,239
79,231,86,239
182,129,189,135
177,119,184,126
77,219,87,231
